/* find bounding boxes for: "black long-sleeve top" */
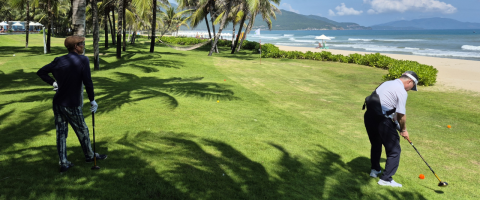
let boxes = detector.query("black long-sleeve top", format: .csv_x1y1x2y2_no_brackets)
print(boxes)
37,52,94,107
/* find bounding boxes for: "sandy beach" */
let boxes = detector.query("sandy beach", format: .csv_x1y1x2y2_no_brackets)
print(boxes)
276,45,480,93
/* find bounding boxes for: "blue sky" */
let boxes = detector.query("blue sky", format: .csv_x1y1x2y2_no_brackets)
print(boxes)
276,0,480,26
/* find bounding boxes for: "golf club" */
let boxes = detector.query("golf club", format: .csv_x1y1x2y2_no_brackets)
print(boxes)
406,138,447,187
91,112,100,170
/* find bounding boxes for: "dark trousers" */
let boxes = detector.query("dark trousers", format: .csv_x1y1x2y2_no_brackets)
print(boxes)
53,104,94,166
364,110,401,182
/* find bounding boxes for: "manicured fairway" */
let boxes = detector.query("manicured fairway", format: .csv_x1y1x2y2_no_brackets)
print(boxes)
1,34,479,199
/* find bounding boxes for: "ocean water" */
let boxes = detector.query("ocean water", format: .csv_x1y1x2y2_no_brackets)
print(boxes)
245,30,480,61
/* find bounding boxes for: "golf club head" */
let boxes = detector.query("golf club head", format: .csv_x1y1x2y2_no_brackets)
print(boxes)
438,182,448,187
91,165,100,170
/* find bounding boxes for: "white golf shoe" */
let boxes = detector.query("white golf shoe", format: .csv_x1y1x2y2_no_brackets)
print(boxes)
370,169,382,178
378,179,402,187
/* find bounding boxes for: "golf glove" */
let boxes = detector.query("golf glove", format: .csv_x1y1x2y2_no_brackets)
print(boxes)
90,100,98,113
53,82,58,91
395,121,401,132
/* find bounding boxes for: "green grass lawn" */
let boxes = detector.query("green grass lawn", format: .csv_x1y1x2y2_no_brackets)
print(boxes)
1,34,479,200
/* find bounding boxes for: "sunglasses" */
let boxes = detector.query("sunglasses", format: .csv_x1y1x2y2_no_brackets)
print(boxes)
76,41,85,46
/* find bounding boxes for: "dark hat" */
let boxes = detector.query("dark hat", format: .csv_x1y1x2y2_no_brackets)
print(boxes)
402,71,419,91
64,36,85,50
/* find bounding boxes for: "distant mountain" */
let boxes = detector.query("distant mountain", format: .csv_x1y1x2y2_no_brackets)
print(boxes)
305,15,369,30
372,18,480,30
185,9,370,31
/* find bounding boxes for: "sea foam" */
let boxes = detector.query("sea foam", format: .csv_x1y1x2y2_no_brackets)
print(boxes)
462,45,480,51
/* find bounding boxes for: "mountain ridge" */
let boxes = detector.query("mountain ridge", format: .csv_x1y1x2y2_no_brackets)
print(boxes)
372,17,480,30
184,9,371,31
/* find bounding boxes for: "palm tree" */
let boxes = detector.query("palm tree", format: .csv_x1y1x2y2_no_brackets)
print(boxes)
117,0,123,58
46,0,51,53
230,3,247,53
149,0,169,53
157,6,191,38
9,0,32,48
208,0,234,56
91,0,100,70
179,0,220,53
72,0,86,37
122,0,127,51
110,4,116,45
236,0,280,52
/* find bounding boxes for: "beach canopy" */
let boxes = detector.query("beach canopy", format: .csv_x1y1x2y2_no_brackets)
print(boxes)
0,22,8,26
12,22,23,26
315,34,331,40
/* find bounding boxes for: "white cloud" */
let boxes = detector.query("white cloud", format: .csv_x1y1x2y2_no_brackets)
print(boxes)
364,0,457,14
280,3,300,14
367,9,378,14
330,3,363,16
329,9,336,16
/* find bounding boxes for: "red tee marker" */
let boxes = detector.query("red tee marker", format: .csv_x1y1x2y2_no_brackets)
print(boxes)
224,79,226,81
419,174,425,179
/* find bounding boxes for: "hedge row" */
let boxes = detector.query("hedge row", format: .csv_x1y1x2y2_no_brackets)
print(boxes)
157,36,259,50
254,43,438,86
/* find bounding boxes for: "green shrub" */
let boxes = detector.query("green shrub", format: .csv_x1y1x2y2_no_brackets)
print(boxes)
312,52,323,61
257,43,438,86
304,51,315,60
383,60,438,86
340,55,351,63
158,36,208,45
241,40,258,50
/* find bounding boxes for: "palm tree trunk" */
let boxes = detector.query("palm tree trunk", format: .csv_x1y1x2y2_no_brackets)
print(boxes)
47,0,51,53
111,7,116,45
237,12,255,52
131,30,136,44
122,0,126,51
149,0,156,53
25,2,30,48
231,25,235,50
209,3,218,53
117,0,123,58
205,15,212,39
231,13,247,54
72,0,86,37
91,0,100,70
208,0,232,56
104,8,108,49
211,22,218,53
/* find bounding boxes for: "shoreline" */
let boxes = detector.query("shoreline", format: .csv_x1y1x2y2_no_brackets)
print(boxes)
276,45,480,93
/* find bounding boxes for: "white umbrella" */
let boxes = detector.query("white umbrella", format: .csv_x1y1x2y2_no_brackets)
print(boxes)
315,34,331,40
315,34,332,48
12,22,23,26
34,22,43,26
0,22,8,26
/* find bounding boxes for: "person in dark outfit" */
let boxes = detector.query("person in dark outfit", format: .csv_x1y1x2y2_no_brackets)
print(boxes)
37,36,107,172
363,71,419,187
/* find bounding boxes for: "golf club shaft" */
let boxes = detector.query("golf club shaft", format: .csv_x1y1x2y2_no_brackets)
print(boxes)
407,138,443,183
92,112,97,166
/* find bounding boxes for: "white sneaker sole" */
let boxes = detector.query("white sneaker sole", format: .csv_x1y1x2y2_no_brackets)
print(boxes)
378,180,402,187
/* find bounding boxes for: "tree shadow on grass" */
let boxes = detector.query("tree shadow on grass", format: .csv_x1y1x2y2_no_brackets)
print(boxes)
97,53,185,73
0,69,48,91
94,72,240,113
1,131,429,199
0,46,66,57
0,143,190,199
0,71,239,153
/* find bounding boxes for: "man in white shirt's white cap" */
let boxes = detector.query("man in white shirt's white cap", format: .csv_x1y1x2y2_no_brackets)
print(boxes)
363,71,419,187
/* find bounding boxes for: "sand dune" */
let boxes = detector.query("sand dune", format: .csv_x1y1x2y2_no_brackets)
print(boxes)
276,45,480,93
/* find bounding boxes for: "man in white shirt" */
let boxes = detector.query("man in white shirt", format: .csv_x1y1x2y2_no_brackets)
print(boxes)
363,71,419,187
